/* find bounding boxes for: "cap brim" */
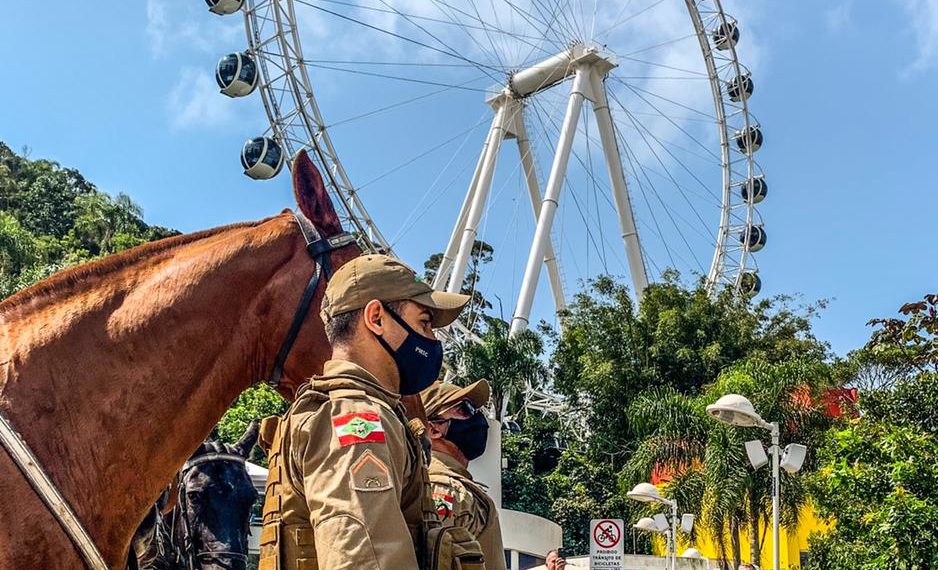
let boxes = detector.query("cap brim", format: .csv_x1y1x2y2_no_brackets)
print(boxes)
411,290,471,328
429,380,491,416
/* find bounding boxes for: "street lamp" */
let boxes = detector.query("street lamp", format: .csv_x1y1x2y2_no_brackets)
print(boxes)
633,517,672,565
627,483,678,570
706,394,807,570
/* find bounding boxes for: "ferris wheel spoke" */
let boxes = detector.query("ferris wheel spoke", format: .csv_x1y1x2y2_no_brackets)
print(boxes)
607,90,722,205
613,99,715,238
295,0,507,79
595,0,664,41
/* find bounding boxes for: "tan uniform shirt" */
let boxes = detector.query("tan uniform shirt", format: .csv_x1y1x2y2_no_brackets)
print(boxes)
268,359,425,570
428,451,507,570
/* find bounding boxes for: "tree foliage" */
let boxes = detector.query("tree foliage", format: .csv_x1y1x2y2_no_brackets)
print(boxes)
807,294,938,569
0,142,178,298
552,274,829,455
451,318,548,420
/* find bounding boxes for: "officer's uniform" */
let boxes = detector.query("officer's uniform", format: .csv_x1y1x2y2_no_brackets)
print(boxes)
421,380,507,570
259,360,426,570
257,254,472,570
428,451,507,570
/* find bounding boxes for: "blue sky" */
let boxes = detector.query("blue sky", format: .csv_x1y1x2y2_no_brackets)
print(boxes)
2,1,937,357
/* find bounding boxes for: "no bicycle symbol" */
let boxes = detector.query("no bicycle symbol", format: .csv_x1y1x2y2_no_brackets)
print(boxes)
593,519,621,549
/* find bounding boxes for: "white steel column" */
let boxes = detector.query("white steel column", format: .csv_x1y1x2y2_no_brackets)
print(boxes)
588,71,649,300
431,136,489,290
446,97,512,294
510,67,590,336
513,111,567,316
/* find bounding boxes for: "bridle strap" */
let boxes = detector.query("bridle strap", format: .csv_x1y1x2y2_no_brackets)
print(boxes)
268,212,356,388
182,453,245,472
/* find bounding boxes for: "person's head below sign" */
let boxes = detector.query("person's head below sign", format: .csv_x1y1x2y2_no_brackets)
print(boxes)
320,254,470,395
545,549,567,570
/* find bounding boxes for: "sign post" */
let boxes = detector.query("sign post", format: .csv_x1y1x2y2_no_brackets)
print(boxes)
590,518,625,570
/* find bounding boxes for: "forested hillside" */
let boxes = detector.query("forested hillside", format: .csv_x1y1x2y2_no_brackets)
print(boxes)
0,141,178,298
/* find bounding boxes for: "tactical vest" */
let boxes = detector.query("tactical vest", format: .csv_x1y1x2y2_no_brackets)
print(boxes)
257,383,484,570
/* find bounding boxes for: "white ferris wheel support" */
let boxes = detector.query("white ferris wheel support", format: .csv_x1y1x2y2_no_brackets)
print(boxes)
429,43,649,337
227,0,768,349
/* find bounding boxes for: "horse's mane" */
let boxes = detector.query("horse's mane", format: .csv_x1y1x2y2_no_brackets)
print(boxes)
0,214,288,314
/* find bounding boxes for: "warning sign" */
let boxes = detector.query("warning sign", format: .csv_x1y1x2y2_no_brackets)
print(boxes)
590,519,624,569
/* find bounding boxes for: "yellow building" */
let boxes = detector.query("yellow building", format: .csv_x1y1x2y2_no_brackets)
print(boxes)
654,505,830,569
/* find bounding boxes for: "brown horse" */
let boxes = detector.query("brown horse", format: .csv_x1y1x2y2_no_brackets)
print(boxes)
0,151,361,569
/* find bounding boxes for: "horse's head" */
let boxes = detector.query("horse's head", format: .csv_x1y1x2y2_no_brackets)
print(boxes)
272,150,361,398
176,421,260,570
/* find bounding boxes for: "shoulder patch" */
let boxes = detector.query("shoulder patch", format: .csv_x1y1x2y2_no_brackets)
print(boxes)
333,412,386,446
433,490,455,518
350,450,393,492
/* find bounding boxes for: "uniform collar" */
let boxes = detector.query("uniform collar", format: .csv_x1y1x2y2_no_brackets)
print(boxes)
430,450,473,480
312,359,401,406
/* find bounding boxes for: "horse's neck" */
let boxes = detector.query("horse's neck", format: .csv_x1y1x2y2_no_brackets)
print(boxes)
0,218,302,561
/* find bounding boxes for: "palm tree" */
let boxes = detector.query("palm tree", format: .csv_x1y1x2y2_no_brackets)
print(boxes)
451,318,549,420
622,357,834,568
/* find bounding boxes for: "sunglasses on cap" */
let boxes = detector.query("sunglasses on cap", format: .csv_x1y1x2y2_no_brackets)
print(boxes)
429,399,478,423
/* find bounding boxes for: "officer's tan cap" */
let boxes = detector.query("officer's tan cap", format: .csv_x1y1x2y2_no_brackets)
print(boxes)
322,254,470,328
420,379,491,418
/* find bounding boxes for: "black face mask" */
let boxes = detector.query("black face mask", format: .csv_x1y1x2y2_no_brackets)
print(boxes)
374,304,444,395
444,413,489,461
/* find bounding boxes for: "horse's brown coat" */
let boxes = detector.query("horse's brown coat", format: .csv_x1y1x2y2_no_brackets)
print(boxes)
0,151,360,568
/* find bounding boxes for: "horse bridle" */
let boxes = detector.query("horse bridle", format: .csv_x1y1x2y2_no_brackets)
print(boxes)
171,453,253,570
267,211,356,389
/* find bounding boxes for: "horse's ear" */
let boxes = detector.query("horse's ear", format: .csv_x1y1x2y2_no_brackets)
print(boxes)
233,419,261,458
293,149,344,237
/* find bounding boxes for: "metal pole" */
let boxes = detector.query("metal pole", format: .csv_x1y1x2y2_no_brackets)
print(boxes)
432,140,488,290
671,502,678,570
446,98,512,294
513,110,566,316
771,423,780,570
588,71,649,301
509,67,590,336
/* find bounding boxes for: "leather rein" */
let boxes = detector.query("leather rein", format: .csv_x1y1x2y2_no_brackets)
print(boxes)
0,211,353,568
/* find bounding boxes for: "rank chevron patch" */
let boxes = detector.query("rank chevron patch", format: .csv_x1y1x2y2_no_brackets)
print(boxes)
332,412,386,446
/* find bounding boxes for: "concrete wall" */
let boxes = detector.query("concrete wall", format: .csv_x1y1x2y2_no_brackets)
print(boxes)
530,554,716,569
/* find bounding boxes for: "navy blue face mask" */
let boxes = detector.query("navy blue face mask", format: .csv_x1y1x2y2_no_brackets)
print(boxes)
444,412,489,461
374,303,444,395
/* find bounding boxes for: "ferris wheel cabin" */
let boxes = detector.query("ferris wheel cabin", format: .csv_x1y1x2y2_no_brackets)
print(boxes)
241,137,284,180
216,52,259,98
206,0,243,15
739,225,767,252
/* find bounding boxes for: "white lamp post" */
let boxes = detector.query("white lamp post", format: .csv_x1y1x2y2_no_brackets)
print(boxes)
706,394,806,570
627,483,678,570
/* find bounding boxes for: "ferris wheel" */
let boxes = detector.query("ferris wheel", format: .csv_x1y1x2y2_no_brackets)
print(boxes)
206,0,767,337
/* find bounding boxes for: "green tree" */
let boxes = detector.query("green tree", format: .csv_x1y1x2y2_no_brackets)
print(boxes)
216,385,289,465
451,318,548,420
552,274,829,456
807,421,938,570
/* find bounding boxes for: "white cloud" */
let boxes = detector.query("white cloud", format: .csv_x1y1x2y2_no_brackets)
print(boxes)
146,0,169,55
825,2,853,32
897,0,938,74
145,0,243,59
167,67,235,130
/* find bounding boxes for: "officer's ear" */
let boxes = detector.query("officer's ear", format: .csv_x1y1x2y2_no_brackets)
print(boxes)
362,299,385,336
427,419,447,441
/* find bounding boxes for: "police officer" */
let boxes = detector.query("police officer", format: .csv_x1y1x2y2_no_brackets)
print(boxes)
421,380,508,570
257,254,470,570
